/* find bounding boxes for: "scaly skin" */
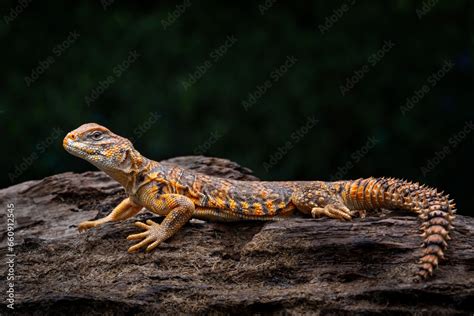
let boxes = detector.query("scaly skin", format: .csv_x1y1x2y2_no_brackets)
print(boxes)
63,123,456,280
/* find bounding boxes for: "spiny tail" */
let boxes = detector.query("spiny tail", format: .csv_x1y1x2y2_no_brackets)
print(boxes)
339,177,456,279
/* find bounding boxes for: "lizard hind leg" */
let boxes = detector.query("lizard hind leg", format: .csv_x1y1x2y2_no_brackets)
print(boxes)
291,187,352,221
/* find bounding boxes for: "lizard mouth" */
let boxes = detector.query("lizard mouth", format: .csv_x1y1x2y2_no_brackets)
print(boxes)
63,135,79,154
63,132,77,148
63,136,74,152
63,139,83,159
63,135,94,158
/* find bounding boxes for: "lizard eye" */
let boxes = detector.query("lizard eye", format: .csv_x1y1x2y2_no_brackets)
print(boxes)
89,131,104,141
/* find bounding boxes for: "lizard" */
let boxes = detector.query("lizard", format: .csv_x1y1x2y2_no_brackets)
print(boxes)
63,123,456,280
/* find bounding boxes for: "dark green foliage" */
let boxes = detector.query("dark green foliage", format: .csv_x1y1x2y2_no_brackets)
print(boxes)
1,1,472,215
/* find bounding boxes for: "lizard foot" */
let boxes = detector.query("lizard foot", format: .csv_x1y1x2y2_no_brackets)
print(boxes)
127,220,165,253
311,204,352,221
78,220,101,232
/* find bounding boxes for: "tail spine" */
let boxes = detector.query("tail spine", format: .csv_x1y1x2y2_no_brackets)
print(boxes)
340,177,456,279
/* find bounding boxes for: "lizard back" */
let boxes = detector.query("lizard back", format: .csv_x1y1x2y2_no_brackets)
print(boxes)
156,164,297,216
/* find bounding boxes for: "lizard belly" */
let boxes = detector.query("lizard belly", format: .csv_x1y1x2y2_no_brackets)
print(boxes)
193,206,290,222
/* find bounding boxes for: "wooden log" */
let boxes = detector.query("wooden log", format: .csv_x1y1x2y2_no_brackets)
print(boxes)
0,156,472,315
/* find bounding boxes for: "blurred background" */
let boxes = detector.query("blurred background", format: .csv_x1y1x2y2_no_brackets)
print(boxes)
1,1,472,215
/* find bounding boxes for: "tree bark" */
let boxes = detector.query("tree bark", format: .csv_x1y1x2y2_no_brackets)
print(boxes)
0,156,473,315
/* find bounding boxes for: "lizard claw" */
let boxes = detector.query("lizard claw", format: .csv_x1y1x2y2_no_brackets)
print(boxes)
127,220,163,253
311,204,352,221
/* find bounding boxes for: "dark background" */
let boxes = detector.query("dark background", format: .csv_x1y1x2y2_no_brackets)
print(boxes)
1,1,473,215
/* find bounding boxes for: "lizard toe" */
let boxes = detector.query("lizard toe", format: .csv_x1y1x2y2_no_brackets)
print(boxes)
146,219,158,226
145,240,162,252
127,231,149,240
134,221,150,229
128,220,165,252
128,236,154,253
311,204,352,221
78,220,97,232
327,204,352,221
311,207,324,218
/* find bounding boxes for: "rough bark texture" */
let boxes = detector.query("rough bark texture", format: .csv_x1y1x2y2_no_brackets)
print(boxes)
0,156,473,315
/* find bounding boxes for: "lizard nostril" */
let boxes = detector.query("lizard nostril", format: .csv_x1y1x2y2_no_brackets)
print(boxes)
63,133,77,148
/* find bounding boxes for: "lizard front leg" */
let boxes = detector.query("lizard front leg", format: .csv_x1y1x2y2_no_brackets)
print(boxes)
78,197,143,232
126,194,194,253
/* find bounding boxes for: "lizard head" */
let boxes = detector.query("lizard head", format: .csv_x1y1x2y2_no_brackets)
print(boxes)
63,123,143,176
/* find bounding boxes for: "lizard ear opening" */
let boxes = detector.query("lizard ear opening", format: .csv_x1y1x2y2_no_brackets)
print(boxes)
117,148,132,169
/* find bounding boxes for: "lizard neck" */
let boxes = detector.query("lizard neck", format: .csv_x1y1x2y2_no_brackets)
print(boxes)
101,147,152,192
